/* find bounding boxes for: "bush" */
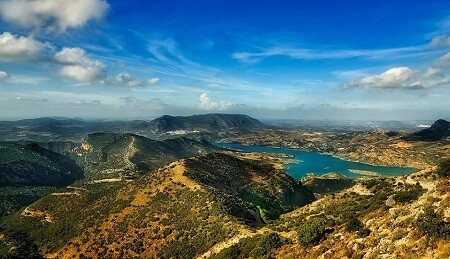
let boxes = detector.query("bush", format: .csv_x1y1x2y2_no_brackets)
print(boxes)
436,159,450,177
357,228,371,238
297,217,330,247
346,218,363,232
212,232,282,259
393,183,424,203
416,206,450,239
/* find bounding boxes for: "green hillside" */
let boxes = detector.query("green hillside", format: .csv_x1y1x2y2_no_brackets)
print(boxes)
0,152,314,258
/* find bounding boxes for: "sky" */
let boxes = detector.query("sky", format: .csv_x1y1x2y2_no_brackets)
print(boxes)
0,0,450,121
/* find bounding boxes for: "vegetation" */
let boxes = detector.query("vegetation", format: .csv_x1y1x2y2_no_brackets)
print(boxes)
416,206,450,239
435,159,450,177
185,153,315,224
393,183,424,203
297,217,330,247
212,233,283,259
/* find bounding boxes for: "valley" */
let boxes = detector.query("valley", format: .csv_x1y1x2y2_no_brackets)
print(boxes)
0,114,449,258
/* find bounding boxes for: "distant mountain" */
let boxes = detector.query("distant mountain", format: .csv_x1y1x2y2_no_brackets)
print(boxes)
403,119,450,141
148,114,267,133
0,142,83,187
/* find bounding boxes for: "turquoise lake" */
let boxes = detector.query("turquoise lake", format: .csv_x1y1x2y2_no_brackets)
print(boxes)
215,143,417,179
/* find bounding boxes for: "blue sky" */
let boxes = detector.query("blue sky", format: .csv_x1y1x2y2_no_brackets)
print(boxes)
0,0,450,120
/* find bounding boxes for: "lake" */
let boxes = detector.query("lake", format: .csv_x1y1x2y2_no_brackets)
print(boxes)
215,143,417,179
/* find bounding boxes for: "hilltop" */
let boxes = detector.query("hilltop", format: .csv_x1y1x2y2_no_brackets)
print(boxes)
148,114,267,134
403,119,450,141
74,133,216,179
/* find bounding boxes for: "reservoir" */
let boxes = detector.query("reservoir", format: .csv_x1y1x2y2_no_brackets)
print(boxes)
215,143,417,179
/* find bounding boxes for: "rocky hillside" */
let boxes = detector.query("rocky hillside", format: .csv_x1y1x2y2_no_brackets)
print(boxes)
212,162,450,259
403,119,450,141
0,152,314,258
148,114,267,133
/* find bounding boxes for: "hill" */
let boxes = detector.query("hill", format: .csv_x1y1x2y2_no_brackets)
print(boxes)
403,119,450,141
148,114,267,133
74,133,216,179
0,152,314,258
0,142,83,217
0,142,82,187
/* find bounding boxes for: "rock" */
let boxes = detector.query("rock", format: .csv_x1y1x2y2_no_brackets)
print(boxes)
386,195,396,207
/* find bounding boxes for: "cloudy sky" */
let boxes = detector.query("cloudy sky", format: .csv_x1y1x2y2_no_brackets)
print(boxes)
0,0,450,120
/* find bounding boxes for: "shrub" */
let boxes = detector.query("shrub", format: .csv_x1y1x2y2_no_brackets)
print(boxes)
346,218,363,232
297,217,330,247
416,206,450,239
436,159,450,177
212,232,282,259
394,183,424,203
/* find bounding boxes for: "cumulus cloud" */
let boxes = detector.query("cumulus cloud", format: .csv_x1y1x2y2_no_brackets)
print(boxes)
344,52,450,90
0,32,50,61
148,77,160,85
199,92,231,110
115,73,160,87
55,47,106,82
0,0,109,32
0,71,10,81
344,67,415,89
115,72,142,87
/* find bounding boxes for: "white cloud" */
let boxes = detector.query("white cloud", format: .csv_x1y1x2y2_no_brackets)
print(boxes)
344,52,450,90
344,67,414,89
430,35,450,47
0,32,50,61
0,71,10,81
115,72,160,87
55,47,106,82
199,92,231,110
148,77,160,85
115,72,143,87
0,0,109,32
232,45,426,63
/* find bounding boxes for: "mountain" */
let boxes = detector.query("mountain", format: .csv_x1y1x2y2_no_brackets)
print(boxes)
403,119,450,141
0,152,314,258
0,142,82,187
0,142,83,217
0,117,153,142
148,114,267,133
74,133,217,179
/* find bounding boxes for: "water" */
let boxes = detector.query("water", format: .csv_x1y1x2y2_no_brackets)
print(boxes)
215,143,417,179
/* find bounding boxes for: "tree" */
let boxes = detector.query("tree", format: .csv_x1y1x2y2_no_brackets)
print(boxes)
297,217,329,247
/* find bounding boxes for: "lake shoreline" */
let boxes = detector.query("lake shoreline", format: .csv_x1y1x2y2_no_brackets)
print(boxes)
215,142,418,179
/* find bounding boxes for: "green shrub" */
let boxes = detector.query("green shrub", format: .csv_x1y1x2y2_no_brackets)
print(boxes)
436,159,450,177
297,217,330,247
416,206,450,239
346,218,363,232
393,183,424,203
212,232,282,259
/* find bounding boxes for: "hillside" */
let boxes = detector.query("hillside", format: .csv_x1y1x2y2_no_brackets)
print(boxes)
0,152,314,258
403,119,450,141
148,114,267,134
0,143,82,187
0,142,83,217
212,162,450,259
74,133,216,179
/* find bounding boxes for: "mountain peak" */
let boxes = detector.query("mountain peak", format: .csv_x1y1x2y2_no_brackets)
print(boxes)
403,119,450,141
